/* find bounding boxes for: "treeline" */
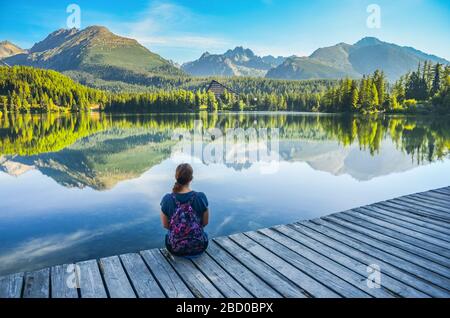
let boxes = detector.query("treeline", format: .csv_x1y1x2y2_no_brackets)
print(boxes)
0,66,107,113
1,64,449,115
104,88,318,112
66,68,336,94
320,62,450,113
2,112,449,164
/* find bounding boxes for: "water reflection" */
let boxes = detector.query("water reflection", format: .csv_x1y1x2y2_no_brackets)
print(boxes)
0,112,449,275
1,113,449,186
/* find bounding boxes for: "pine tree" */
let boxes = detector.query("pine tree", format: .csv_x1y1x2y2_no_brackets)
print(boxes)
350,82,359,111
371,83,379,109
1,96,8,113
431,63,443,96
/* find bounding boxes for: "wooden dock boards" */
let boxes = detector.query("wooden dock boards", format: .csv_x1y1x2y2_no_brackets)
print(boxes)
294,221,450,297
244,231,370,298
23,268,50,298
140,249,194,298
323,214,450,270
229,233,340,298
99,256,136,298
51,264,78,298
0,186,449,298
76,260,107,298
273,224,426,298
120,253,165,298
258,227,394,298
215,236,309,298
0,272,23,298
205,241,282,298
161,249,223,298
190,250,253,298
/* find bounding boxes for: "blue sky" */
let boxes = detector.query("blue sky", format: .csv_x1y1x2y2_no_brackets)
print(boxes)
0,0,449,63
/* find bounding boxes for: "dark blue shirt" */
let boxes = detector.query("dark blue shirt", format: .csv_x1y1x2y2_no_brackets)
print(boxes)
160,191,209,221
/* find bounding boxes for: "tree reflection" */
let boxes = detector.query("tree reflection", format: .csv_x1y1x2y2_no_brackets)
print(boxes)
1,113,449,164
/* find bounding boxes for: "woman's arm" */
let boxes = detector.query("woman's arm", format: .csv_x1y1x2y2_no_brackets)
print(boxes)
160,212,169,229
202,209,209,228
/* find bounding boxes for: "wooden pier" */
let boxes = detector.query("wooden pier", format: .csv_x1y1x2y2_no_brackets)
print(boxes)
1,187,450,298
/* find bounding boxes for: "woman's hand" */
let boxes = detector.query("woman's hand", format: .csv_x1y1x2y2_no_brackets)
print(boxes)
202,209,209,228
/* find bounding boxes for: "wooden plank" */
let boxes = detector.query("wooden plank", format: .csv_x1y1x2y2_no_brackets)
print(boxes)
51,264,78,298
274,224,425,298
0,272,23,298
76,260,107,298
378,201,450,224
206,241,281,298
411,194,450,209
161,249,224,298
119,253,165,298
214,236,307,298
405,194,450,212
417,191,450,202
140,249,194,298
99,256,136,298
294,221,450,297
315,217,450,280
229,233,339,298
191,251,253,298
366,205,450,235
372,203,450,231
385,198,450,220
259,228,393,298
356,207,450,242
327,214,450,268
350,209,450,255
23,268,49,298
415,191,450,203
245,231,371,298
432,188,450,196
393,197,450,216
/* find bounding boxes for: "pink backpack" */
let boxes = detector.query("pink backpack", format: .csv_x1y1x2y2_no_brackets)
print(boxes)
167,193,208,256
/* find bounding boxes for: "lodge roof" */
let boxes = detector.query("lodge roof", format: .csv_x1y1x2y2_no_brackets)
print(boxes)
206,80,238,98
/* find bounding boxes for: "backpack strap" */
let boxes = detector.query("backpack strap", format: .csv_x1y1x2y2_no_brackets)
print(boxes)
171,192,196,206
171,193,181,207
189,192,197,204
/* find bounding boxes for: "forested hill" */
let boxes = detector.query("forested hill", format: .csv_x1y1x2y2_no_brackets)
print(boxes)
267,37,449,82
0,66,107,112
2,26,185,80
0,64,449,115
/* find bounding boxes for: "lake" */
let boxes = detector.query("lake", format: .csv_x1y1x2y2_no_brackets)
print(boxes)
0,112,449,275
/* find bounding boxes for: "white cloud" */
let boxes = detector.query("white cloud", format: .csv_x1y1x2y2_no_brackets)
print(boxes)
134,35,229,49
0,216,154,268
113,1,229,52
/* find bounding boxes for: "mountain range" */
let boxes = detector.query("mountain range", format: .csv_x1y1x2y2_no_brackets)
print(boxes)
0,41,26,60
1,26,184,81
1,26,449,84
181,47,286,77
0,129,426,189
266,37,449,82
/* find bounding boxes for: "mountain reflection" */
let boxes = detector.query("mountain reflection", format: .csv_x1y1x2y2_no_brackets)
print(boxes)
1,112,449,188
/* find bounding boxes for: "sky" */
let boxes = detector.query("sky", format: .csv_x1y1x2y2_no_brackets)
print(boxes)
0,0,449,64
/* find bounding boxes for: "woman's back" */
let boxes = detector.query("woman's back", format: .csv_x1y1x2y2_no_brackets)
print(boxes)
160,191,209,221
160,163,210,257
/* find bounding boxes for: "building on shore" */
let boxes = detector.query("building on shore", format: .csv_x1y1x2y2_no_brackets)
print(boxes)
206,80,238,99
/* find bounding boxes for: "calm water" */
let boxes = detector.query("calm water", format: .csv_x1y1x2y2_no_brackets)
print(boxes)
0,112,449,275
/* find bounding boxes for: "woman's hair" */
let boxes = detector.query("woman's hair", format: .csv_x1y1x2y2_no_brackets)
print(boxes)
173,163,194,193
